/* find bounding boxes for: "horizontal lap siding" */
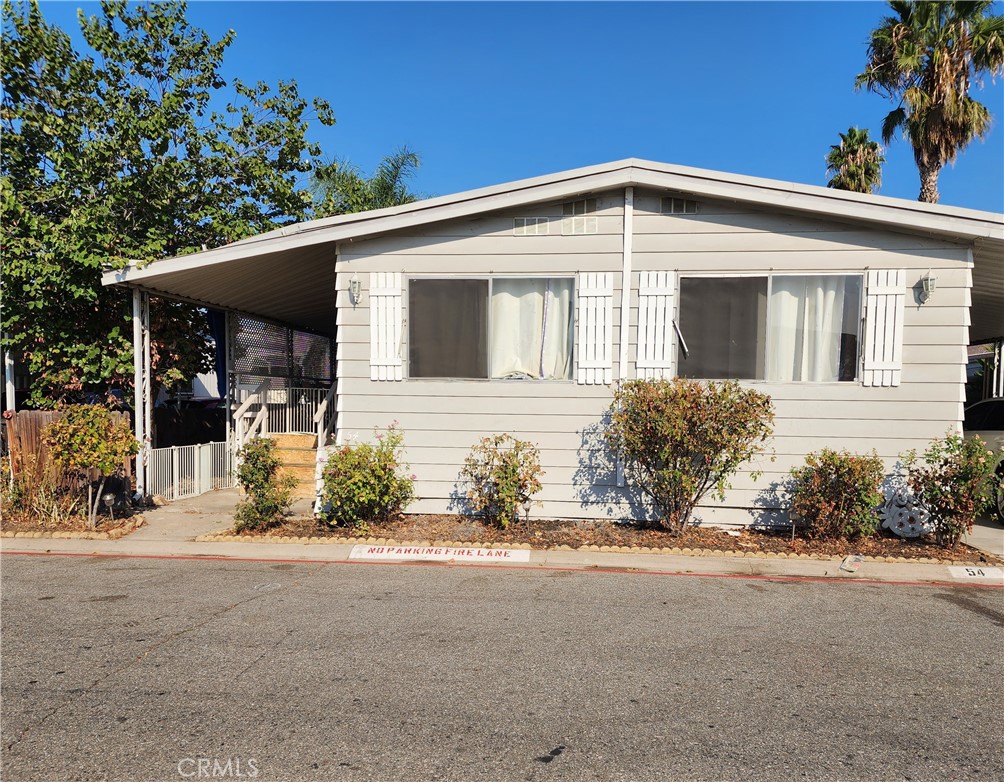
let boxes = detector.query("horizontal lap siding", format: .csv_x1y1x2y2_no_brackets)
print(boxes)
336,191,628,521
331,190,974,525
629,192,970,524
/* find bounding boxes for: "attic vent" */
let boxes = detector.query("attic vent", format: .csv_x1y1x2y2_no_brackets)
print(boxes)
661,197,698,215
562,198,598,235
513,217,549,236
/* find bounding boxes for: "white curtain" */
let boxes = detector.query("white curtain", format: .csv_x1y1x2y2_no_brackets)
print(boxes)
491,279,573,379
767,276,846,382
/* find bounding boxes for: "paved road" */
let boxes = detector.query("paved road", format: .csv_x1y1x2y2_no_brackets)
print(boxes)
2,554,1002,782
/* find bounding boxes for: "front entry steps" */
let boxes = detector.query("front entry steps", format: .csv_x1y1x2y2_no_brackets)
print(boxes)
269,433,317,500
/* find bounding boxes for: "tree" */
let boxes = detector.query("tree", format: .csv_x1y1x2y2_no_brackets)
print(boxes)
1,0,335,406
43,405,139,529
313,146,423,215
857,0,1004,203
825,126,885,193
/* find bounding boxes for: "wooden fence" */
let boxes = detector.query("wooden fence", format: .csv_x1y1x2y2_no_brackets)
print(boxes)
4,410,133,484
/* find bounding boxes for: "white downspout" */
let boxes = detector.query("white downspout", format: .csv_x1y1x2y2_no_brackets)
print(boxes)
616,187,634,487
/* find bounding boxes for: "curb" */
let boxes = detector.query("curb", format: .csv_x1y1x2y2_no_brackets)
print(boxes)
1,516,146,541
190,532,993,567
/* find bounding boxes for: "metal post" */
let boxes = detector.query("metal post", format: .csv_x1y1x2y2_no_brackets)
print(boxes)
3,336,15,411
171,445,179,501
132,291,147,499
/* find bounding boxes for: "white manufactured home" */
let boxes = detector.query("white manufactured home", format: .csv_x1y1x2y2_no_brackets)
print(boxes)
104,160,1004,525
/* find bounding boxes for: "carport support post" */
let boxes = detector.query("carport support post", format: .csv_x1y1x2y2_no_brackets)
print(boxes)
132,289,151,500
3,334,14,411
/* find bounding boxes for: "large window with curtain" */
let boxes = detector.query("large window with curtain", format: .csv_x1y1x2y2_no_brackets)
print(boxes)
677,274,861,382
408,277,574,380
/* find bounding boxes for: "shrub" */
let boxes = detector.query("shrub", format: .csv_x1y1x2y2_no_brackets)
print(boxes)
787,449,885,539
42,405,139,529
233,438,296,533
461,434,544,528
902,434,1003,548
319,424,415,532
605,378,774,533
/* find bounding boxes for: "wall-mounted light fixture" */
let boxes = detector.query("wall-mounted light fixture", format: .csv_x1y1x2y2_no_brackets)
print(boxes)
920,270,937,303
349,274,362,305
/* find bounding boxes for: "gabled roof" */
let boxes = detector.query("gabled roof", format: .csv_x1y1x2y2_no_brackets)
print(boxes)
103,158,1004,339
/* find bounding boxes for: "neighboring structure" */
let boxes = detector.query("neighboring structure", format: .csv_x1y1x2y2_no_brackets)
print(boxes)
103,159,1004,524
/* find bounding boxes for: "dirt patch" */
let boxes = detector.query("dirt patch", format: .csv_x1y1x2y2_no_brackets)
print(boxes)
234,513,1002,565
1,509,143,537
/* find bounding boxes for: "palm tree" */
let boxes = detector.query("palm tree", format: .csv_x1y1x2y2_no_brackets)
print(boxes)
826,127,885,193
857,1,1004,203
313,147,423,215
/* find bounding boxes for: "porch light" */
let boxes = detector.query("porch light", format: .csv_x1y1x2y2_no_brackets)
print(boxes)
349,274,362,305
920,270,937,303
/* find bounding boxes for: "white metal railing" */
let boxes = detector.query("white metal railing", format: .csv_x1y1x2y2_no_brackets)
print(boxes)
148,441,235,501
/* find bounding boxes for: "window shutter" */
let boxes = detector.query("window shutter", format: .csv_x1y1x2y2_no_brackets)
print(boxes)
862,269,905,387
369,272,403,381
636,271,675,380
577,272,614,385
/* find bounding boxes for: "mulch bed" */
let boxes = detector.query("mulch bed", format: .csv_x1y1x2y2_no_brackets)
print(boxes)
0,509,141,536
234,513,1002,565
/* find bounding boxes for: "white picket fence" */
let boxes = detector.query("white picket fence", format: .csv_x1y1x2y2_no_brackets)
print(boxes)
148,441,235,501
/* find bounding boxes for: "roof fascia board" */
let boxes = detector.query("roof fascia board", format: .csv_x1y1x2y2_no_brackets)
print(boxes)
103,159,1003,288
102,168,631,287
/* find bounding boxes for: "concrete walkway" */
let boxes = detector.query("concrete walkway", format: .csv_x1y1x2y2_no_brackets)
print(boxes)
963,514,1004,558
3,490,1003,587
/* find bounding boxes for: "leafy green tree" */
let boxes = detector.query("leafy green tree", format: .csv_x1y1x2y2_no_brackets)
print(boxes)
313,146,423,215
825,127,885,193
1,0,335,405
43,405,139,529
857,0,1004,203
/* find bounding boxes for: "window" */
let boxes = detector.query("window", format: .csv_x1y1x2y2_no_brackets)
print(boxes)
514,217,549,236
562,198,598,235
408,278,574,380
661,197,698,215
677,275,861,382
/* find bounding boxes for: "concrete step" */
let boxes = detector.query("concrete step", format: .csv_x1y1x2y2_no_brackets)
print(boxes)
270,433,316,450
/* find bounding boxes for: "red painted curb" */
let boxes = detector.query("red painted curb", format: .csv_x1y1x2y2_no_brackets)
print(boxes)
2,549,1001,589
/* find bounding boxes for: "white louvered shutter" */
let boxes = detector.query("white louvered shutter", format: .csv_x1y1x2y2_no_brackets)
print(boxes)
577,272,614,385
636,271,675,380
369,272,403,381
862,269,905,387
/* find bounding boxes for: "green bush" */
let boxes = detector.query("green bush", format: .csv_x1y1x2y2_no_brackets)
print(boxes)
319,424,415,532
42,404,139,528
605,378,774,533
233,438,296,533
902,434,1003,548
461,434,544,528
788,449,885,539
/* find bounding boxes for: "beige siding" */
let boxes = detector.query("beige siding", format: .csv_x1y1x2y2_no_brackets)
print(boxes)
332,188,974,525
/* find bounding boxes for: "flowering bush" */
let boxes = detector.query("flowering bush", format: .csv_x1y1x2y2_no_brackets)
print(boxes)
319,424,415,532
234,438,296,532
461,434,544,528
902,434,1003,548
605,378,774,533
787,449,885,539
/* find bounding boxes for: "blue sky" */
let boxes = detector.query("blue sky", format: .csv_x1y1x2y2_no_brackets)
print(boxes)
38,1,1004,211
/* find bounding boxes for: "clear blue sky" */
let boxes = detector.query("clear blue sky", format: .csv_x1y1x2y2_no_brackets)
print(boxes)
38,1,1004,211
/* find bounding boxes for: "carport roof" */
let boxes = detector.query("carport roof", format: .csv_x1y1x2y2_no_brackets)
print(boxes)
102,158,1004,341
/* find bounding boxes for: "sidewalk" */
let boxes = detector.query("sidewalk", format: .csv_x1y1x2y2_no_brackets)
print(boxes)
3,491,1002,587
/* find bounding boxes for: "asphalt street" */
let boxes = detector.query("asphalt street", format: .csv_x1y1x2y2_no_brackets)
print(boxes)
2,553,1002,782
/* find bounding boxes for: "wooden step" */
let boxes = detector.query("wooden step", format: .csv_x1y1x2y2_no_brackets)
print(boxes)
274,446,315,465
270,433,316,450
279,464,316,483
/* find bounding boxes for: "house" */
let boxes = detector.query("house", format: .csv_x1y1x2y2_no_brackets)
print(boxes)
103,159,1004,525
